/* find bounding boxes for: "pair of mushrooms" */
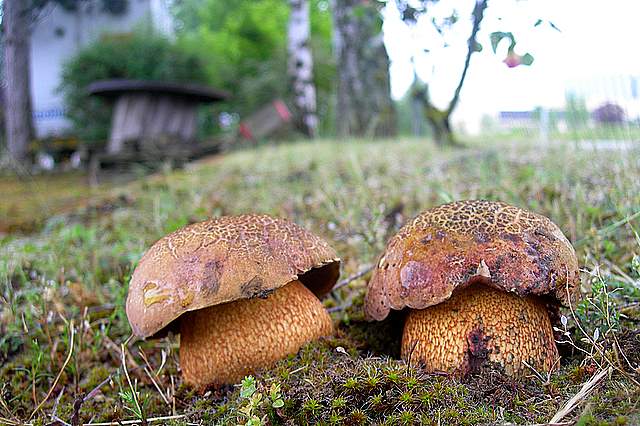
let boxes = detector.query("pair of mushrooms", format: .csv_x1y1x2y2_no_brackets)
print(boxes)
126,200,580,387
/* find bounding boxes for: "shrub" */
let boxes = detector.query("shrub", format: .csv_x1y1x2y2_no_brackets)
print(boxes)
592,102,626,125
59,28,210,146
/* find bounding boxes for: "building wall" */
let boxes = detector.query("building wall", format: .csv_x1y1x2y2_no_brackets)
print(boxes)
30,0,173,137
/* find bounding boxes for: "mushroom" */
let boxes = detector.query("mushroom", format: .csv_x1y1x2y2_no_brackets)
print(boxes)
364,200,580,376
126,214,340,387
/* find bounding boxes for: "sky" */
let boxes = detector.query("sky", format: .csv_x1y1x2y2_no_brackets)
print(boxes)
382,0,640,132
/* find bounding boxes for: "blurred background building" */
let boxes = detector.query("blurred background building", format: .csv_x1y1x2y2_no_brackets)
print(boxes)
30,0,173,137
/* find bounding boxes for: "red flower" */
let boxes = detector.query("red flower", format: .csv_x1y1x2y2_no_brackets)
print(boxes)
503,52,534,68
503,52,523,68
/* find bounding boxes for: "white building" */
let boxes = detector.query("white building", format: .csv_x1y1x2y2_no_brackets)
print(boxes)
30,0,173,137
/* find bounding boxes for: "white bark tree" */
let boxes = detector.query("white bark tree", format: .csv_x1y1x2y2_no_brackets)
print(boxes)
287,0,318,138
2,0,34,165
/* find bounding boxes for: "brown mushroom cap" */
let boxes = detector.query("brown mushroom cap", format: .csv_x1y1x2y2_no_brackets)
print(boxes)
364,200,580,321
126,214,340,338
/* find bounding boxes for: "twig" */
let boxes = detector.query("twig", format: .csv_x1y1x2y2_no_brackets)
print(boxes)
332,265,373,292
82,414,186,426
549,367,611,424
447,0,488,114
102,334,139,370
0,385,16,420
29,320,75,421
50,386,65,422
406,339,420,373
288,365,308,376
522,360,549,384
0,417,23,426
84,375,112,402
326,304,348,313
53,416,72,426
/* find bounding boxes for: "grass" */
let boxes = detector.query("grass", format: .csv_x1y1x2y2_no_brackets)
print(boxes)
0,172,112,234
1,137,640,425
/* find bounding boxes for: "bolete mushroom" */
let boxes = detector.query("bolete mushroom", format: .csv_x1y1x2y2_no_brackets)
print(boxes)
364,200,580,376
126,214,340,387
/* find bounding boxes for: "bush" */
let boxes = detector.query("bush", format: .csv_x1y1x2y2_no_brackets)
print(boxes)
592,102,626,125
59,29,210,146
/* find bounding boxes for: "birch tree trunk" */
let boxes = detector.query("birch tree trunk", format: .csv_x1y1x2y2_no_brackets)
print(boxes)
332,0,396,138
2,0,34,165
288,0,318,138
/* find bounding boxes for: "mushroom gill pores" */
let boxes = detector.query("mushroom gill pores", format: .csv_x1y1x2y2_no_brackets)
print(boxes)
126,214,340,387
364,200,580,376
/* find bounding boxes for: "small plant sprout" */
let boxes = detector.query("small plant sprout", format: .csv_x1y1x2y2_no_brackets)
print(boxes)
555,267,639,386
119,342,147,424
269,383,284,408
236,376,284,426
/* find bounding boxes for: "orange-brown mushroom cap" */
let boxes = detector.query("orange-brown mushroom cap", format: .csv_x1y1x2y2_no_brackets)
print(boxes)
126,214,340,339
364,200,580,321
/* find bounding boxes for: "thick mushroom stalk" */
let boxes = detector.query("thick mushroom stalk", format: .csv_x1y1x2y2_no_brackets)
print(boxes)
401,284,558,376
179,280,333,387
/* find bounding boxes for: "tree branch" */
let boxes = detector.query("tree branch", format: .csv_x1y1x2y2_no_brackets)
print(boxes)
447,0,488,114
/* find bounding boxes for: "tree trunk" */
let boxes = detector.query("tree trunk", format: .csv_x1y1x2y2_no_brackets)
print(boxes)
404,0,488,147
425,105,455,146
288,0,318,138
332,0,396,138
2,0,34,165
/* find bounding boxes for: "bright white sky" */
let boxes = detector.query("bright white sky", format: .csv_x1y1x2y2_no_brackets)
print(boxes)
382,0,640,132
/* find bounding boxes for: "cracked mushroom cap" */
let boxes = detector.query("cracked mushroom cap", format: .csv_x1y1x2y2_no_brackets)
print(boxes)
126,214,340,338
364,200,580,321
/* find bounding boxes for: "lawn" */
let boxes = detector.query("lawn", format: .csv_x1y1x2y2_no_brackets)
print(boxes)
0,172,111,234
1,138,639,425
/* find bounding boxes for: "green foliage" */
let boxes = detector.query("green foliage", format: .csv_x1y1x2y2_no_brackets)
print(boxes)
59,28,209,145
172,0,336,135
236,376,285,425
489,31,534,66
119,388,145,421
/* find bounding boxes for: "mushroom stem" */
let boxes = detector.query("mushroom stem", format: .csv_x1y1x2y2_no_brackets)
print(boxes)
401,284,559,376
179,280,333,387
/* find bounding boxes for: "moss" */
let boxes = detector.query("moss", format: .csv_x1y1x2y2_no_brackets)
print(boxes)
2,139,640,424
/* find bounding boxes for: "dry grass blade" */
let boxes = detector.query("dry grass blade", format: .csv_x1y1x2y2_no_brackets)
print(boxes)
0,387,16,421
549,367,611,424
83,414,186,425
138,349,170,405
0,417,22,426
120,341,144,423
84,375,112,402
29,319,75,421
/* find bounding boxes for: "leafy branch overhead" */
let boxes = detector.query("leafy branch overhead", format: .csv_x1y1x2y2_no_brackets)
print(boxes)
396,0,491,146
394,0,556,146
489,31,534,68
